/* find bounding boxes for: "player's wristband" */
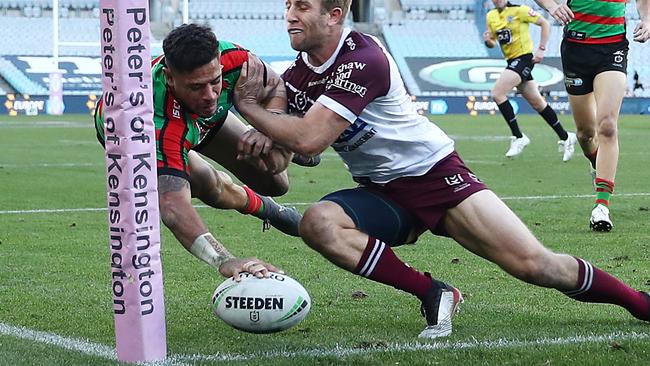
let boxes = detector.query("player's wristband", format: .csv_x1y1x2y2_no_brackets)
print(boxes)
538,45,546,51
190,233,235,270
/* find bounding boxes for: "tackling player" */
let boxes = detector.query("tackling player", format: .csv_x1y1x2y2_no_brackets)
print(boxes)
484,0,577,160
234,0,650,338
534,0,650,231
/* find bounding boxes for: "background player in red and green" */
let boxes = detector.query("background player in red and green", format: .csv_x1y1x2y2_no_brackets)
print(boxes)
535,0,650,232
95,24,300,279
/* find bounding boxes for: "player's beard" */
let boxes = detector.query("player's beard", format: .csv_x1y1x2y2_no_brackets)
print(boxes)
290,19,328,53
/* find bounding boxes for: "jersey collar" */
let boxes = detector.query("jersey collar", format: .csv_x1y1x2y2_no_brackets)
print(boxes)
300,27,352,74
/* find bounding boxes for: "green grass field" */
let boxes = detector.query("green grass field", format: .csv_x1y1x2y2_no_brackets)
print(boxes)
0,113,649,365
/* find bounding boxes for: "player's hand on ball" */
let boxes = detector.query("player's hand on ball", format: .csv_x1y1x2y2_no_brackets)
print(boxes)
218,257,284,281
633,20,650,43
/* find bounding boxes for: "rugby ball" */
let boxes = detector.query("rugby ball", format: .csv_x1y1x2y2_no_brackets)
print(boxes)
211,272,311,334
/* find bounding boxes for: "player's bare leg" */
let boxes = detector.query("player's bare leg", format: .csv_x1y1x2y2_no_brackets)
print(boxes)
188,151,301,236
492,69,530,157
443,190,650,321
195,111,290,197
593,71,626,183
300,201,462,338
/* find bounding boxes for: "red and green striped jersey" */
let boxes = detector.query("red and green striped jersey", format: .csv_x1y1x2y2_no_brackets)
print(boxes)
565,0,626,44
95,40,249,178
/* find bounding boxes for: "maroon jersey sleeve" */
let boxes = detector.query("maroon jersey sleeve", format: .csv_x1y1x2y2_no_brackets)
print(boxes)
321,37,390,117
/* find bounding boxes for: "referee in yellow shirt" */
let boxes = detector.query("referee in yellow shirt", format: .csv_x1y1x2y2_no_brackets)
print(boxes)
484,0,576,160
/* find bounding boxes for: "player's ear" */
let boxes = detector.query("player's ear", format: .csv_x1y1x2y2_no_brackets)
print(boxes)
163,67,175,88
327,6,344,26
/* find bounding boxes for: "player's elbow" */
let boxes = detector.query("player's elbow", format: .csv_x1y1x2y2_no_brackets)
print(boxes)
293,139,326,158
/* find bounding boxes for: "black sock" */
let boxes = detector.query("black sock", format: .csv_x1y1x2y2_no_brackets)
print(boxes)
497,100,522,138
539,104,568,140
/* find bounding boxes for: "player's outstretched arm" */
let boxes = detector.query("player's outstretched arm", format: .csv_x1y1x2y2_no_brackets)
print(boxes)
158,174,280,279
634,0,650,42
234,55,349,157
533,0,574,25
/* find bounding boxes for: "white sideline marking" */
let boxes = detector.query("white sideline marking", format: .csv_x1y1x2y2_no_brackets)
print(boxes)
1,322,648,363
1,192,650,215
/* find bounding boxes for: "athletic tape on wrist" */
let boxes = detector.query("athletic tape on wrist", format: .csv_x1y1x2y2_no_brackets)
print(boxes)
189,233,234,270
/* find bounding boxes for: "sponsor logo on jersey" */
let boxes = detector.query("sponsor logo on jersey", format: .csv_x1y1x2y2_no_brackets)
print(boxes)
345,37,356,50
326,62,369,97
172,100,181,119
336,119,369,143
308,76,329,87
333,118,377,152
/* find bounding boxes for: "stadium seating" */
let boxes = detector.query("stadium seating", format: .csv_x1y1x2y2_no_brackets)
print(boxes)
189,0,284,20
208,18,296,58
0,56,48,94
0,0,647,98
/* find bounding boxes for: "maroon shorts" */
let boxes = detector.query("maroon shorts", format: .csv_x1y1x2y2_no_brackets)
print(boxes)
365,151,488,236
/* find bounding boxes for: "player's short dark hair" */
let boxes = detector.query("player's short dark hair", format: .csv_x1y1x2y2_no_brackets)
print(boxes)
321,0,351,22
163,23,219,73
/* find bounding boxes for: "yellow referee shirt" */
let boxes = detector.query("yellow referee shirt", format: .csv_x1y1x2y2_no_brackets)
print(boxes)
486,4,540,60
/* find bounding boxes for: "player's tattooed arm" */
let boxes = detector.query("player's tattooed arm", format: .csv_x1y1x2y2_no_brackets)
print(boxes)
157,174,209,250
158,174,190,194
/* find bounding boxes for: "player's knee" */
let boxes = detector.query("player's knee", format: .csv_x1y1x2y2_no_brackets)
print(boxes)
300,204,338,252
597,116,618,139
254,177,289,197
505,250,551,285
530,99,546,111
576,128,595,144
491,88,504,102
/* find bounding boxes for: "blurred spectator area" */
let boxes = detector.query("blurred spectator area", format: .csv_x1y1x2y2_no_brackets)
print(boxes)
0,0,647,97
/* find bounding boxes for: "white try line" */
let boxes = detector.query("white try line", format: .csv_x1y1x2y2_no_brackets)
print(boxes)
1,192,649,215
1,322,648,363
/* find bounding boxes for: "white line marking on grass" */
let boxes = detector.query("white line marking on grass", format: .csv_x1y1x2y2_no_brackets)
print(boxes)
2,192,649,215
0,122,91,128
172,331,650,362
1,322,648,363
501,192,650,201
0,323,116,360
0,323,187,365
0,162,101,168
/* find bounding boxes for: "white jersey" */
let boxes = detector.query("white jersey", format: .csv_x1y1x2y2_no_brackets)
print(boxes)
282,28,454,184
